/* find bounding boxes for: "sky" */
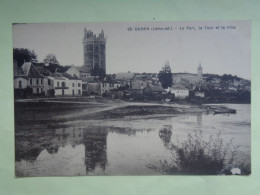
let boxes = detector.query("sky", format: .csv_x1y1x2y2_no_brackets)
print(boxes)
12,21,251,79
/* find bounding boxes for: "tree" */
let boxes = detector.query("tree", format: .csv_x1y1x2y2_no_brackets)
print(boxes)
13,48,38,66
158,61,173,89
43,54,59,65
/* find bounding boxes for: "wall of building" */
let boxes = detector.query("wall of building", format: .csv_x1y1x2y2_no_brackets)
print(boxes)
101,82,121,94
27,78,45,95
171,88,189,99
87,83,101,95
14,77,27,89
67,79,82,96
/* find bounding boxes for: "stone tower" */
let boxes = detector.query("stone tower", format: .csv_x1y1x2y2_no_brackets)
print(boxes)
197,63,203,79
83,28,106,75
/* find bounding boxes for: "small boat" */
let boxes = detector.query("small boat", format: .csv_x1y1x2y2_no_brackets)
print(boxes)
214,108,236,114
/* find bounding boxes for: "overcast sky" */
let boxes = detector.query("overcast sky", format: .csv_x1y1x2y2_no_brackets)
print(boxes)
13,21,250,79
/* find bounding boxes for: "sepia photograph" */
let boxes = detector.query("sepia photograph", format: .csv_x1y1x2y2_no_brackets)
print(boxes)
13,21,251,176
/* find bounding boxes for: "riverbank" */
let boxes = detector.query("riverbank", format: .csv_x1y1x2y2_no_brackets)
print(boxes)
15,98,208,126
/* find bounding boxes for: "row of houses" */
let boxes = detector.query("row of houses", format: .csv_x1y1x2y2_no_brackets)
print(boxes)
14,62,83,97
14,62,191,99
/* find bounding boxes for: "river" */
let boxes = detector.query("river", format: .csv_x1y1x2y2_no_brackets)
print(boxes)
15,104,250,176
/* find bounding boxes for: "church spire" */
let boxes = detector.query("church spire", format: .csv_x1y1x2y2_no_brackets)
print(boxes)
99,29,104,38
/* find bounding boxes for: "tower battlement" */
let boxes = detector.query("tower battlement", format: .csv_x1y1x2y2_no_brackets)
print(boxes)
83,29,106,42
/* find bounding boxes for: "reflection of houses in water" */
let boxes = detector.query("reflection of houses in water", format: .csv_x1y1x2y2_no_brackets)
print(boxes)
16,125,108,175
54,126,84,147
108,127,137,136
54,126,108,174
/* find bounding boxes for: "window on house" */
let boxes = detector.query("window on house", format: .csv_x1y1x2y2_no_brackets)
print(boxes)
19,81,22,88
30,78,32,85
78,83,81,87
78,89,81,95
48,79,51,85
57,82,60,87
72,83,75,87
36,79,39,85
62,82,65,87
41,79,43,84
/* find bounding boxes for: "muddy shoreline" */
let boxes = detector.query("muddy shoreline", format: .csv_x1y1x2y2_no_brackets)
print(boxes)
15,100,207,127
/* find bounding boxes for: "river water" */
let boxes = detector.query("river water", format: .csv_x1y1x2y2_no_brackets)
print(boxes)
15,104,250,176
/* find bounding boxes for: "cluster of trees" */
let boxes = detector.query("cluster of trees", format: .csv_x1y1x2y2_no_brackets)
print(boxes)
13,48,38,66
13,48,60,67
158,61,173,89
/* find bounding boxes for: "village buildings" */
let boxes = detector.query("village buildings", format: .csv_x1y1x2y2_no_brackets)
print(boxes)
13,28,250,101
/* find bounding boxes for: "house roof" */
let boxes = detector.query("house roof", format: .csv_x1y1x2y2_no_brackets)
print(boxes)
171,85,188,90
147,84,164,92
50,72,63,77
115,72,135,80
47,76,66,80
33,63,50,76
81,76,98,83
21,62,45,78
21,62,31,76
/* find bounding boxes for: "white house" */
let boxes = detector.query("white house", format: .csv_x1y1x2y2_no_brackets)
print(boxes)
101,82,121,94
46,74,82,96
67,77,82,96
195,92,205,98
21,62,46,95
167,85,189,99
46,76,69,96
14,76,27,89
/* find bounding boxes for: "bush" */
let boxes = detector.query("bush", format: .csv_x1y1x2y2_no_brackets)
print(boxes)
147,130,248,175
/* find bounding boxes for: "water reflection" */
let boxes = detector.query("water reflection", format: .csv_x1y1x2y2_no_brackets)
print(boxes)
15,104,251,176
15,125,157,176
197,113,202,126
83,128,107,173
159,125,172,147
15,126,108,175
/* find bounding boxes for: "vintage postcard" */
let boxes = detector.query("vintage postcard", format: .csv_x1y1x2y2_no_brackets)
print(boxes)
13,21,251,176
